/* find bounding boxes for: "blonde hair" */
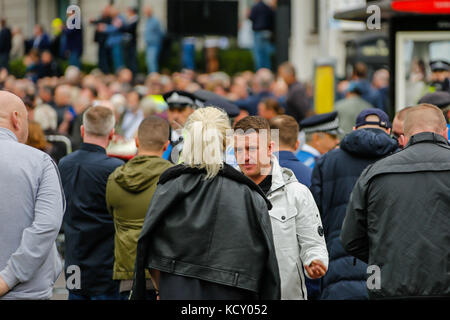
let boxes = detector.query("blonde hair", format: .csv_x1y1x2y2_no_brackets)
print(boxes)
181,107,231,179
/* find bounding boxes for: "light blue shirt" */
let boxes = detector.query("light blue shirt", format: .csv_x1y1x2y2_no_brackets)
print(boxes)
0,128,65,300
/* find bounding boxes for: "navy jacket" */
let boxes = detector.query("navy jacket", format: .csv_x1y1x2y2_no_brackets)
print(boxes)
59,143,124,296
277,151,312,187
310,128,398,300
235,91,274,116
0,27,12,53
249,1,274,32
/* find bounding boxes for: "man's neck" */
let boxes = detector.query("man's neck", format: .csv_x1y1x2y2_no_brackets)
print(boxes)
137,149,163,158
251,174,268,186
83,136,109,150
279,146,296,153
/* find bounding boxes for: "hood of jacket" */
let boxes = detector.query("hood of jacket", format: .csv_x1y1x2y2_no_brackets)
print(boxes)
111,155,172,193
340,128,398,158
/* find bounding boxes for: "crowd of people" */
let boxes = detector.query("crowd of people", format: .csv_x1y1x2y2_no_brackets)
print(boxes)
0,0,280,80
0,36,450,301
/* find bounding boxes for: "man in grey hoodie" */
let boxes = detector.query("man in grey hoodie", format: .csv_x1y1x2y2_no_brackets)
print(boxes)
0,90,65,300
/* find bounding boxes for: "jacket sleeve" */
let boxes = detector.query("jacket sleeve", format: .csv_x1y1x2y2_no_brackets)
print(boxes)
310,158,323,218
130,180,179,300
295,184,329,278
340,170,370,263
0,156,65,289
254,197,281,300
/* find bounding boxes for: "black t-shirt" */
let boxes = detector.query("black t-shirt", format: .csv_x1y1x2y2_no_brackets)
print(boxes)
258,174,272,195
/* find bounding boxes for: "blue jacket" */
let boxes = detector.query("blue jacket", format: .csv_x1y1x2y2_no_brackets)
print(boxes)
145,16,164,47
355,80,384,111
310,128,398,300
276,151,312,187
59,143,124,296
235,91,274,116
105,15,127,47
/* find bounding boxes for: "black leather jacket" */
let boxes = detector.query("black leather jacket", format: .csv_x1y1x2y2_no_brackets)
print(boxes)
131,164,281,300
341,132,450,299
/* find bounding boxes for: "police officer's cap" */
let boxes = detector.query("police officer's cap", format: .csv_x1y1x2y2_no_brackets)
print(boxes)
418,91,450,109
300,111,341,135
430,60,450,72
163,90,198,109
193,90,240,118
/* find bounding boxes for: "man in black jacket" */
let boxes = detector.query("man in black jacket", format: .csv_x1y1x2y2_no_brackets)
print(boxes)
0,19,12,71
59,106,124,300
341,103,450,299
131,107,281,300
311,109,398,300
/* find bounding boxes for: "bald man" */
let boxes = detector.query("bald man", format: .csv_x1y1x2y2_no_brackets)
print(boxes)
341,103,450,299
0,91,65,299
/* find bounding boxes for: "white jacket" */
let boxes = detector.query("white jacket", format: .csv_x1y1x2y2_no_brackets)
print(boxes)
267,156,329,300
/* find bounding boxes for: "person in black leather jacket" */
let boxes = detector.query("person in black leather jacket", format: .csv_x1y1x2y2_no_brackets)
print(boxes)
131,107,281,300
341,104,450,299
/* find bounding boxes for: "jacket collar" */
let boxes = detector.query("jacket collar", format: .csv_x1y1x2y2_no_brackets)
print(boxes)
406,132,450,148
276,150,298,161
158,163,273,210
301,144,321,158
0,128,18,142
268,155,297,194
80,142,106,154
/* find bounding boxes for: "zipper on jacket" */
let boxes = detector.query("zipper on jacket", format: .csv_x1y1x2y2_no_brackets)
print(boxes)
296,262,306,300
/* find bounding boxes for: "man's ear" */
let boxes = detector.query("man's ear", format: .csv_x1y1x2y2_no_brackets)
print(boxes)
11,111,20,130
268,140,275,157
443,127,449,140
80,125,85,139
135,136,140,149
108,128,115,141
398,135,408,148
162,140,170,152
295,140,300,151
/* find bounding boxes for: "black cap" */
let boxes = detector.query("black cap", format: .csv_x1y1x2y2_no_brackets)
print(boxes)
204,98,240,118
430,60,450,72
300,111,341,135
355,108,391,129
163,90,198,109
193,90,240,118
418,91,450,109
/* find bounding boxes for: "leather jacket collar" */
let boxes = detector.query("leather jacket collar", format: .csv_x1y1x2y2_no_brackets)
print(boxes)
406,132,450,148
159,163,273,210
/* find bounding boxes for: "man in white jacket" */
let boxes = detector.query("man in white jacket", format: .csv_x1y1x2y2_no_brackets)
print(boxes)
234,116,329,300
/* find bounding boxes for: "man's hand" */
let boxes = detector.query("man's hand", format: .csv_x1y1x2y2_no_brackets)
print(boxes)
0,275,10,297
304,260,327,279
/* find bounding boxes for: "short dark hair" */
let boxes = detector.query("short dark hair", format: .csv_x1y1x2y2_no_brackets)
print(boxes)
234,116,270,133
269,115,299,149
138,116,170,151
261,98,285,116
83,106,115,137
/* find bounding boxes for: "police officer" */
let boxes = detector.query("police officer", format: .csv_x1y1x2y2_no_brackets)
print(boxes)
296,112,341,169
162,90,199,163
426,60,450,94
419,91,450,140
